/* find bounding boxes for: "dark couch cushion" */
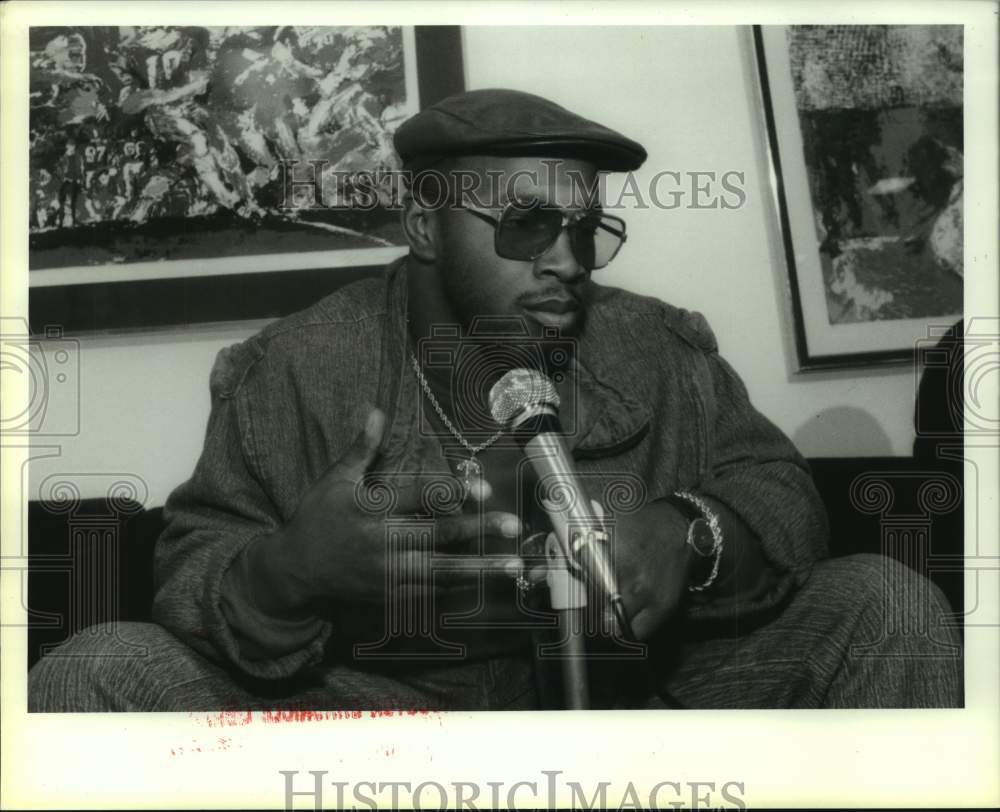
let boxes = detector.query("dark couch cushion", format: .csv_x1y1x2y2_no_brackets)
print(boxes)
807,456,963,614
27,457,963,669
27,498,158,669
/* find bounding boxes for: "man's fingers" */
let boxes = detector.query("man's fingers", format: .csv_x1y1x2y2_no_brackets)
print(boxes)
387,474,467,516
527,563,548,584
332,408,386,481
389,550,524,588
358,476,424,515
426,555,526,587
352,473,470,516
590,498,606,522
435,511,521,547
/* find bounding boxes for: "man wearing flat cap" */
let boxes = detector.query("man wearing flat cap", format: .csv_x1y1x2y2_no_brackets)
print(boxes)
30,89,961,711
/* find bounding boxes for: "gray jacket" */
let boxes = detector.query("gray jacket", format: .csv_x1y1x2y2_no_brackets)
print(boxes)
153,258,829,680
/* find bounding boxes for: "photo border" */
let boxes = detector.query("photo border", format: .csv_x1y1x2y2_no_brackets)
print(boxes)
2,4,998,811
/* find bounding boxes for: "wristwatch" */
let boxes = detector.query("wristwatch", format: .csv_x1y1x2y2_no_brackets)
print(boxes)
664,492,724,592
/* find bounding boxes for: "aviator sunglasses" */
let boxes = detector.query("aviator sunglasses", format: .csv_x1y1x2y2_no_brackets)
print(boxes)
455,200,627,271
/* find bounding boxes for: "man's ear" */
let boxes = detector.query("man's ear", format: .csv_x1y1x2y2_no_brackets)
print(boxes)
401,192,438,263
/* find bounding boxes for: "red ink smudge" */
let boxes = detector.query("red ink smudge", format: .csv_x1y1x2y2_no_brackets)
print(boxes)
261,709,364,723
189,708,438,729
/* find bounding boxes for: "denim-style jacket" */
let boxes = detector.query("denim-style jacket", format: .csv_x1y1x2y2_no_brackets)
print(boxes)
153,258,830,680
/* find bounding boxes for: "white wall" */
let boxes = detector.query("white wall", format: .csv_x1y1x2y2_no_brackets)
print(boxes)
29,26,920,509
463,25,917,456
28,323,260,509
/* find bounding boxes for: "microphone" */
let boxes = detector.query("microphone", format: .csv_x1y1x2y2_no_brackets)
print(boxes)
488,368,636,641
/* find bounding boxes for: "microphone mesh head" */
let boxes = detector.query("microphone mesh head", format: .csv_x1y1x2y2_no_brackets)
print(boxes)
488,368,560,427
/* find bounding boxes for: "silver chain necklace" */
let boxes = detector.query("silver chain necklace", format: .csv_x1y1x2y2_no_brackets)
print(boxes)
409,351,504,494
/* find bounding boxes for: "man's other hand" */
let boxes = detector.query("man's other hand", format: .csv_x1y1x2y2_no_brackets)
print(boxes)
609,498,696,640
243,408,524,619
524,498,696,641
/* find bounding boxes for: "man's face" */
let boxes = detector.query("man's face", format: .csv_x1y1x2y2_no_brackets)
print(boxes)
431,155,600,338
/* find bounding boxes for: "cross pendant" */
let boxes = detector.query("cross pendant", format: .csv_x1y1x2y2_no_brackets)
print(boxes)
455,456,482,495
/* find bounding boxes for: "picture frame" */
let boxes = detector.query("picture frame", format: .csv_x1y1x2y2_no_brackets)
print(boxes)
753,25,963,371
28,25,464,336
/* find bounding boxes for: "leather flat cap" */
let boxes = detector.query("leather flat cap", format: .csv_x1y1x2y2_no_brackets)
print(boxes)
393,88,647,171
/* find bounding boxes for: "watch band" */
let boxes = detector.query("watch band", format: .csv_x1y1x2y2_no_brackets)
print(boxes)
667,491,724,592
663,493,702,524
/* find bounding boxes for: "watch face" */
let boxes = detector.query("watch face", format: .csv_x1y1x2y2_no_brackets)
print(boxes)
689,518,716,557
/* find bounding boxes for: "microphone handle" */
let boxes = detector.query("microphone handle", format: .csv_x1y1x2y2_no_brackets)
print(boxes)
522,431,625,610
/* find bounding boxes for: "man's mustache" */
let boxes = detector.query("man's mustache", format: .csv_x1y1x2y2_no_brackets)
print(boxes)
516,286,587,309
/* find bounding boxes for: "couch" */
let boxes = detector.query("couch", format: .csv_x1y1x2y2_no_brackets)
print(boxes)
26,455,964,670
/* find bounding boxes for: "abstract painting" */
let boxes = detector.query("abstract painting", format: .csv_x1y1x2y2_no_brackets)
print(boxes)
29,25,416,276
755,25,963,369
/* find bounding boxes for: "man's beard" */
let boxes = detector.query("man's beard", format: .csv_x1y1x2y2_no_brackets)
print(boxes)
432,253,580,433
438,252,496,333
438,253,588,339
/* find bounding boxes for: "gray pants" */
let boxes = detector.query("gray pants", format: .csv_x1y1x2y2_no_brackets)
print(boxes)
28,555,962,711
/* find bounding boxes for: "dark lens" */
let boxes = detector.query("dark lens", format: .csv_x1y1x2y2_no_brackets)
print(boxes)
570,216,599,270
496,206,563,261
571,214,624,270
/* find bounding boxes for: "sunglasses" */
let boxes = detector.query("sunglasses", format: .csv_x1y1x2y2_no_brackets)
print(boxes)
456,200,627,271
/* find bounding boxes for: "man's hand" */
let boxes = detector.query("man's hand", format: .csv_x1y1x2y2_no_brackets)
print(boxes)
607,498,697,640
244,407,523,619
526,498,697,641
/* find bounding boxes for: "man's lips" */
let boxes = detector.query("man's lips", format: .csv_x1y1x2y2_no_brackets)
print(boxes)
521,297,580,314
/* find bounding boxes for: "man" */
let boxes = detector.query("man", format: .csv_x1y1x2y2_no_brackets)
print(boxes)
29,89,961,711
56,138,85,228
83,167,120,223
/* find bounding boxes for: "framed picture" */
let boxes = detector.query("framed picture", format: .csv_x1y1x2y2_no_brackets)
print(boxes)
27,25,464,335
753,25,963,370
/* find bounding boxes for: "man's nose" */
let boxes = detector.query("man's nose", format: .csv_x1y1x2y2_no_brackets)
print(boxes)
533,228,587,283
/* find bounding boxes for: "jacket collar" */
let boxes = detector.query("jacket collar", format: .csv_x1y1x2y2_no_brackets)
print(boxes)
378,258,650,465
